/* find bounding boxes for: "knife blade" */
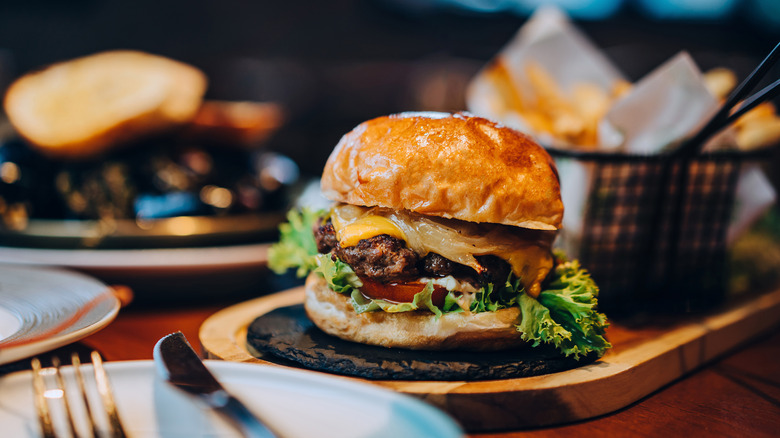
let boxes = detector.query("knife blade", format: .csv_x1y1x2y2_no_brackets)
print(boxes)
153,331,281,438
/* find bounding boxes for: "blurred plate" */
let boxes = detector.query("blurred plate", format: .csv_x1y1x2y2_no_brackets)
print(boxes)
0,244,272,302
0,212,285,250
0,360,464,438
0,265,120,365
0,243,270,270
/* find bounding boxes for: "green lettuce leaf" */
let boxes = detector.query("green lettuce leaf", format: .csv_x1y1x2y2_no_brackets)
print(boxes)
517,256,611,359
268,208,323,277
268,209,611,358
350,282,443,317
470,274,522,313
442,291,464,313
312,254,363,294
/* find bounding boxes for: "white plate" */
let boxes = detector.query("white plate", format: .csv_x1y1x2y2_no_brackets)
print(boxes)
0,244,269,270
0,244,271,299
0,264,120,365
0,360,465,438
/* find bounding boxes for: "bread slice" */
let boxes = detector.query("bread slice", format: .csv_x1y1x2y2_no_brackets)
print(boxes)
183,100,285,147
3,50,207,159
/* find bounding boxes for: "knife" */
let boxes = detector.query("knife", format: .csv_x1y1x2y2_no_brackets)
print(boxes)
153,332,281,438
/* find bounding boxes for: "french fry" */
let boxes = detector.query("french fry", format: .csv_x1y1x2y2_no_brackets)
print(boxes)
523,63,579,143
728,101,780,150
552,111,587,138
521,111,555,134
483,58,528,115
611,80,633,99
483,57,775,151
695,66,780,150
484,59,633,148
703,68,737,100
736,117,780,150
735,102,777,126
571,83,610,147
572,83,611,123
524,62,571,111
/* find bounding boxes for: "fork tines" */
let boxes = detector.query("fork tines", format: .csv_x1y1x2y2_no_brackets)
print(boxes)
31,352,127,438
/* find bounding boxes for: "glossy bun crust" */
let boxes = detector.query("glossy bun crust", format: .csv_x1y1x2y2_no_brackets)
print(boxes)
304,274,527,351
320,112,563,230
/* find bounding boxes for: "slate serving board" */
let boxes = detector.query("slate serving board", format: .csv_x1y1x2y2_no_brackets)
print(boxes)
246,304,595,381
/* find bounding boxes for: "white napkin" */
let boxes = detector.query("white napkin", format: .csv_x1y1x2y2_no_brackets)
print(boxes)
601,52,719,153
466,5,625,148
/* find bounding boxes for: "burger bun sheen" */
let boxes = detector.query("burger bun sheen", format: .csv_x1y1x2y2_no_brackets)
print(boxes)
320,111,563,230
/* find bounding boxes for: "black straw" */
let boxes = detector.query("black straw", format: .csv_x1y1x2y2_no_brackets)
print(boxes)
724,77,780,126
678,41,780,156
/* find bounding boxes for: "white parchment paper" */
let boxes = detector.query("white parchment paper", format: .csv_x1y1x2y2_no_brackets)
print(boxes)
466,6,775,255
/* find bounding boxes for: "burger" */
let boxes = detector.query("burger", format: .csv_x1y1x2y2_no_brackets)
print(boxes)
269,112,610,358
0,50,291,240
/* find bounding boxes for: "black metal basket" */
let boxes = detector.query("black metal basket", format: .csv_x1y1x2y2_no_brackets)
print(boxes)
547,146,773,319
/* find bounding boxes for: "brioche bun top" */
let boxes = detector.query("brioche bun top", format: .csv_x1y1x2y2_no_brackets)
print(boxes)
320,112,563,230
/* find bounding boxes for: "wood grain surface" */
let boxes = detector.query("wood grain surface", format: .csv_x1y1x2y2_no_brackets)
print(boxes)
198,287,780,432
16,287,769,436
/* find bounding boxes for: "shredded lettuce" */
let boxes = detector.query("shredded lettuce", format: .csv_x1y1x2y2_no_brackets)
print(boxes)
268,209,611,358
350,282,444,317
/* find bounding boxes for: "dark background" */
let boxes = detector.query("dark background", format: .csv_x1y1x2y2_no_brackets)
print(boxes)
0,0,778,176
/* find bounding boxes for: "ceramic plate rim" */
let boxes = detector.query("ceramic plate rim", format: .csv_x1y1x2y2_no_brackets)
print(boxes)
0,360,465,437
0,265,121,365
0,243,270,270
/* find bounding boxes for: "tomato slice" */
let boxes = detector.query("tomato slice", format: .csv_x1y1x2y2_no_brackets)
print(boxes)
359,277,448,308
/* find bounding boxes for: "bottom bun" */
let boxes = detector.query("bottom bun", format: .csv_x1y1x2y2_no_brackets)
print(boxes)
303,273,527,351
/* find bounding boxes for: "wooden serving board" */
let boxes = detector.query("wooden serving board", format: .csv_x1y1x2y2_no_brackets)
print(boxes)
199,287,780,432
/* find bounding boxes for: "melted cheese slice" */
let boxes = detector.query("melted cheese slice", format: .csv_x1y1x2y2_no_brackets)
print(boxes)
334,215,406,247
330,204,554,297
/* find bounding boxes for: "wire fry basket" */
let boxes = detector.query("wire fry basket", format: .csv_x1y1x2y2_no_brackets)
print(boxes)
548,146,772,318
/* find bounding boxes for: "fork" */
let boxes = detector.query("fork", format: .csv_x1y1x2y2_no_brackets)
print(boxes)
31,351,128,438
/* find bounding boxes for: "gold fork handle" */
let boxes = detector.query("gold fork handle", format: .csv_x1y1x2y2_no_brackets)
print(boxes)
30,358,56,438
91,351,128,438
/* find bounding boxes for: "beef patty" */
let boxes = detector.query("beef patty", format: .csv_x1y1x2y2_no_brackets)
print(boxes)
314,218,511,284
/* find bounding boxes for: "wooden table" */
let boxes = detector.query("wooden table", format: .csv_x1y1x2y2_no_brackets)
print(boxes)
70,297,780,437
